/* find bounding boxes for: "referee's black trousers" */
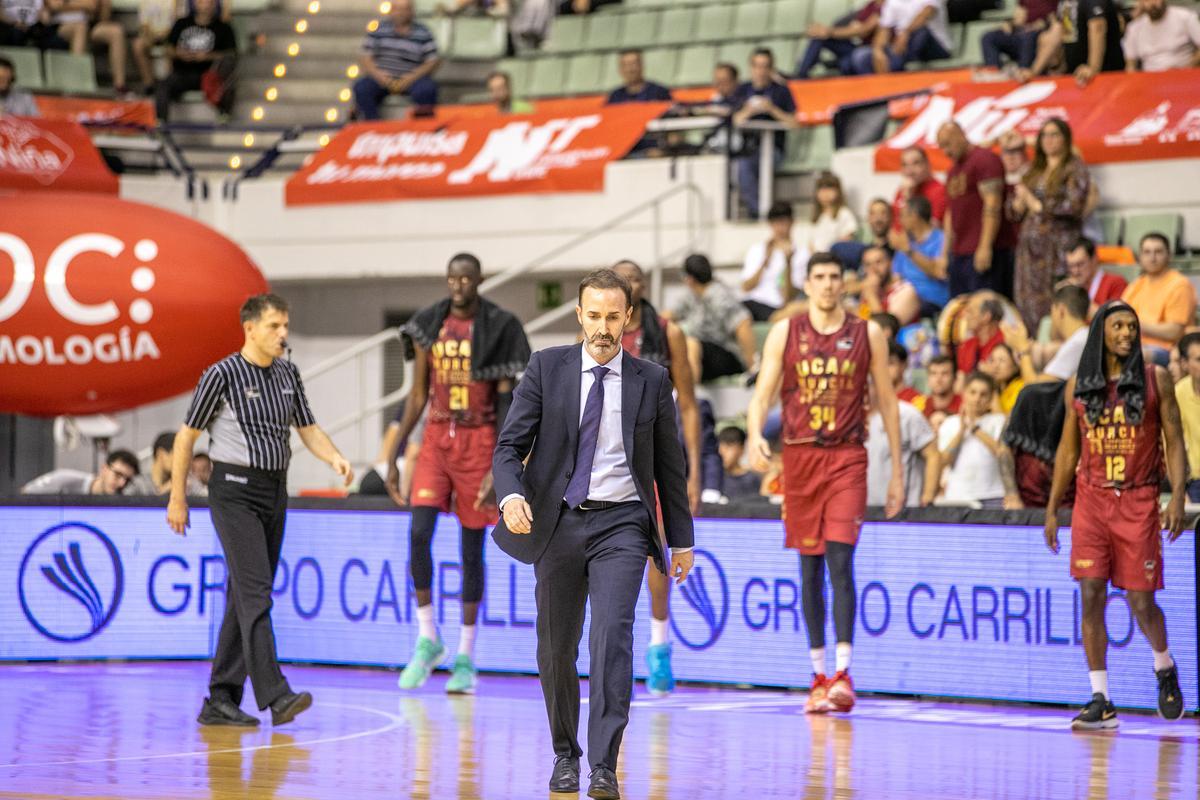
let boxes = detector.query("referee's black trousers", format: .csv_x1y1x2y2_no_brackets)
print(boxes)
207,462,292,710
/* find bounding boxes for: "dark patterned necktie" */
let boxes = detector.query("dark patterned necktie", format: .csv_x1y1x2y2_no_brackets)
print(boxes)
564,365,609,508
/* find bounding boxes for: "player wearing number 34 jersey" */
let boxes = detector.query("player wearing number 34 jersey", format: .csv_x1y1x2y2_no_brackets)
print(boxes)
747,253,905,716
1045,301,1187,730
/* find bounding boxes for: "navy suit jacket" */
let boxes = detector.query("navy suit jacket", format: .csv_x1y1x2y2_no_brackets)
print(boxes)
491,344,694,574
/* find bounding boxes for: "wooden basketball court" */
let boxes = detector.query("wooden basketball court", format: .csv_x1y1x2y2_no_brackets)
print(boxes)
0,662,1195,799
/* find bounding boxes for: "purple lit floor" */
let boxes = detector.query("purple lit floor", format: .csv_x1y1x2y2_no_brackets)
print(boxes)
0,662,1196,799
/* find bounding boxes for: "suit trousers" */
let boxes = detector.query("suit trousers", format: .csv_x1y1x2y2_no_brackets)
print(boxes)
535,501,650,770
207,462,292,710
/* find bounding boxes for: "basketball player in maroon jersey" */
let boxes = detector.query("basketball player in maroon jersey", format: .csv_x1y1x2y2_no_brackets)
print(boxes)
1044,301,1187,729
746,252,904,714
386,253,530,694
612,260,702,696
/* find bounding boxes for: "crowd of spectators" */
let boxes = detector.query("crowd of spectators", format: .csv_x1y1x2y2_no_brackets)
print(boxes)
22,431,211,496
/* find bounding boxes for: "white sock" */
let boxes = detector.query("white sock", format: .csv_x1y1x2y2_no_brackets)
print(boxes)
810,647,826,677
650,617,670,647
835,643,852,673
1089,670,1109,700
457,624,476,657
416,604,437,642
1153,649,1174,672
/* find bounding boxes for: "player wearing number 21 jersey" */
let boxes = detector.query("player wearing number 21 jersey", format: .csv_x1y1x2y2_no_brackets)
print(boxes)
1045,301,1187,730
747,253,905,715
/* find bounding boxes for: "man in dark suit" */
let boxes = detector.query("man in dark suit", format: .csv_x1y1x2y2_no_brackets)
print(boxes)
492,268,695,800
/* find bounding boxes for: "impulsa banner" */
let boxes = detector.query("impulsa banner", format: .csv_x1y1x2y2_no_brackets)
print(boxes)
0,193,269,415
285,103,672,206
0,116,118,195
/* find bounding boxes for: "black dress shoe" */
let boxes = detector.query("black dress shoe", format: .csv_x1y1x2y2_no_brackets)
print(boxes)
197,697,259,727
548,755,580,793
269,691,313,726
587,767,620,800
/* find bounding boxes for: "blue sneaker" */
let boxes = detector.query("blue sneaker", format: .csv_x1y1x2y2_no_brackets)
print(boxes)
645,642,675,697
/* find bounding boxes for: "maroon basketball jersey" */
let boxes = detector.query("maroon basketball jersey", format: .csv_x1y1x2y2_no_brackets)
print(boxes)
427,315,496,426
781,313,871,446
620,315,670,363
1074,365,1161,489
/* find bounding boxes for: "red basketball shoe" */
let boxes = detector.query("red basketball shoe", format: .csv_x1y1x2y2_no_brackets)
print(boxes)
826,671,856,712
805,674,833,714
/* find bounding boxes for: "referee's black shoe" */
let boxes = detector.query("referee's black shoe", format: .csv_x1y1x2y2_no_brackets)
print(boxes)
1156,665,1185,721
270,690,313,725
197,697,259,727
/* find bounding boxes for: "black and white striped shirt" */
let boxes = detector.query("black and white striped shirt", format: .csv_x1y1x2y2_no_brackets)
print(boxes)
183,353,317,471
361,20,437,79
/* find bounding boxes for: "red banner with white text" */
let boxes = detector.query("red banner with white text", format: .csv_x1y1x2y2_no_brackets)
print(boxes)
35,95,156,128
0,116,118,194
875,69,1200,171
285,103,672,206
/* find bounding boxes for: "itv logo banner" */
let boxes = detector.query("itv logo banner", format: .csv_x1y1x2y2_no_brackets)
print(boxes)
0,506,1194,711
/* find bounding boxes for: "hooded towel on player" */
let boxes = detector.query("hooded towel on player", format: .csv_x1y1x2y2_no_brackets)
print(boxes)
402,297,531,381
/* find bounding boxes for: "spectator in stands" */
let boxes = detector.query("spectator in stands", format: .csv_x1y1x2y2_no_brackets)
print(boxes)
868,372,938,506
128,431,175,495
1003,283,1090,380
191,451,212,491
353,0,439,121
740,200,808,321
957,292,1007,375
890,194,948,317
938,122,1011,299
557,0,620,14
22,449,139,495
1002,379,1072,507
888,339,925,407
935,372,1015,508
486,70,531,114
794,0,882,78
1012,118,1091,332
133,0,179,94
923,353,961,430
849,0,953,74
1122,232,1198,365
52,0,128,93
510,0,551,51
1062,236,1126,315
1173,332,1200,501
872,311,901,341
667,253,759,382
833,197,892,272
731,47,797,219
890,146,945,232
808,171,859,253
717,427,762,501
0,0,66,49
439,0,510,17
981,342,1028,413
0,55,38,116
980,0,1056,71
605,48,673,156
1124,0,1200,72
156,0,236,122
1024,0,1124,85
861,245,920,326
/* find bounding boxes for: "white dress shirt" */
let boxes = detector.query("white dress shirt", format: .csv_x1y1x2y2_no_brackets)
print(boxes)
578,346,640,503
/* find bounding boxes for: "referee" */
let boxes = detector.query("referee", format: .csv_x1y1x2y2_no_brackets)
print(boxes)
167,293,353,727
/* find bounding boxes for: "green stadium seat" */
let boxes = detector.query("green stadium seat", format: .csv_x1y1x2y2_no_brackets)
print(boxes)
622,11,660,50
733,1,775,39
565,53,605,96
528,55,569,97
545,15,587,53
959,21,990,66
676,44,718,86
496,57,532,98
809,0,852,23
43,51,97,93
760,36,800,68
643,47,679,86
1124,212,1183,253
1108,263,1142,284
771,0,814,36
656,7,696,46
1036,315,1053,344
696,4,736,42
598,53,622,94
447,17,507,59
780,124,835,173
1096,211,1123,246
587,14,624,51
0,46,44,90
717,41,758,70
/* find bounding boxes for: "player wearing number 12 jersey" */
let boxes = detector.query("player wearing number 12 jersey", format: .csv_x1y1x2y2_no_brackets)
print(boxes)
386,253,530,695
1045,301,1187,729
747,253,904,714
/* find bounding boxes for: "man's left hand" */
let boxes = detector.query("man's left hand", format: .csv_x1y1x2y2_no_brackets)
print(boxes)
474,471,496,511
1163,494,1186,542
331,456,354,487
885,473,904,519
670,549,694,584
1073,64,1096,87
